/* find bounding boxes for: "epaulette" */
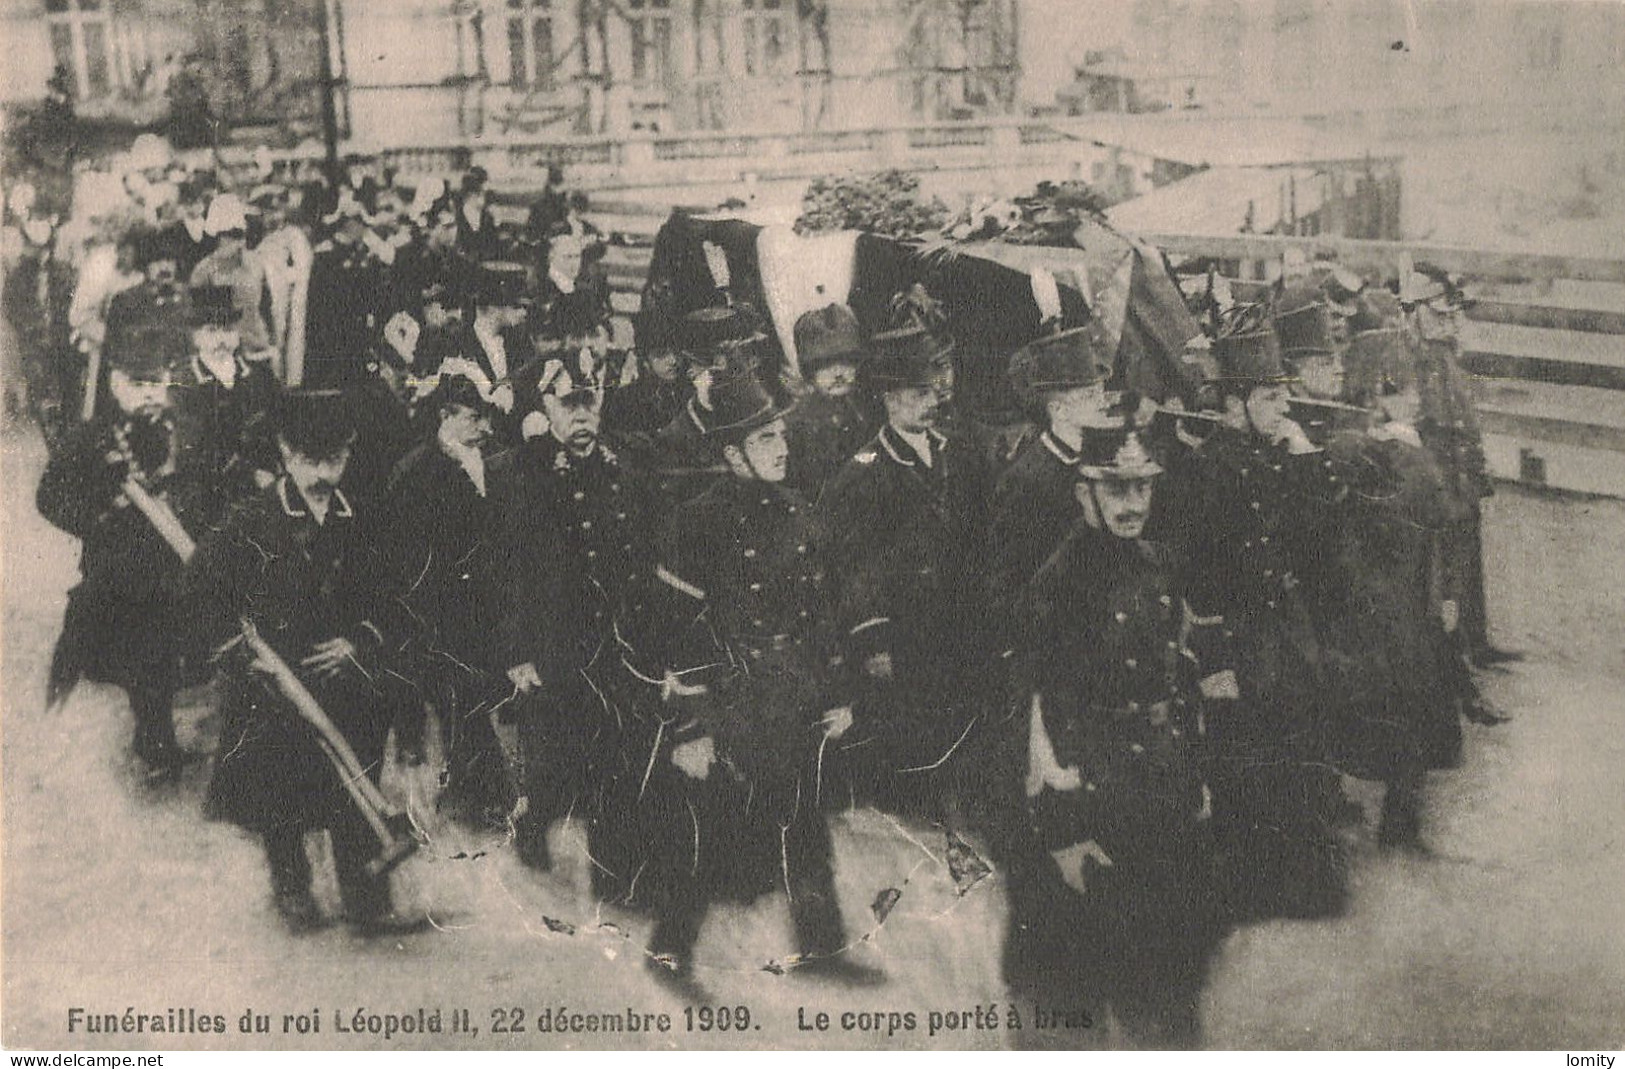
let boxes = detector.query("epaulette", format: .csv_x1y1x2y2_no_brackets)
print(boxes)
854,450,878,465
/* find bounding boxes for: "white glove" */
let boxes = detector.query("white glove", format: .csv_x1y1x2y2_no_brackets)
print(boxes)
1025,693,1082,798
671,736,715,780
1199,669,1240,701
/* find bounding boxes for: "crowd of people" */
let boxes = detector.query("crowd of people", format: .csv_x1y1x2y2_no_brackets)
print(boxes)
3,134,1519,1048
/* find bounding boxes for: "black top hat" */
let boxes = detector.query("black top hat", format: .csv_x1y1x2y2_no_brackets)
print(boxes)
188,284,237,327
132,227,182,270
699,367,794,438
475,262,532,307
793,303,865,371
860,324,955,391
1007,325,1111,407
1074,424,1162,481
680,304,766,356
275,389,356,458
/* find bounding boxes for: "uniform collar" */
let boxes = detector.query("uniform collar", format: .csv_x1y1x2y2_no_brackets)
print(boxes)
277,475,353,521
1040,430,1080,465
879,424,945,467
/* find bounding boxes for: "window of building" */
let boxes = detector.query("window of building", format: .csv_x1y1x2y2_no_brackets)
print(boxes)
505,0,556,89
45,0,115,100
627,0,674,86
743,0,790,77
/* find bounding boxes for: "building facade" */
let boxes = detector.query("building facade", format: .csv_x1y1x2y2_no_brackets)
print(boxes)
1,0,1023,145
1050,0,1625,126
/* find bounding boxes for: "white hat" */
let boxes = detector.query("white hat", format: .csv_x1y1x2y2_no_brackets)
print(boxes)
408,177,447,218
125,133,174,174
204,193,250,236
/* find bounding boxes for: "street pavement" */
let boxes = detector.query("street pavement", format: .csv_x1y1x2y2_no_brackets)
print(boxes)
3,425,1621,1050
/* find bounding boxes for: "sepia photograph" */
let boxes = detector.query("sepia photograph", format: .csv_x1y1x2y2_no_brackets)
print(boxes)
1,0,1623,1052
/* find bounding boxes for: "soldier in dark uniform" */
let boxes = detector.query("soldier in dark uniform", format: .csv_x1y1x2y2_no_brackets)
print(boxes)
783,303,877,504
38,363,197,781
304,200,385,389
1156,309,1351,921
601,311,692,441
379,374,513,826
496,346,659,873
102,228,192,383
1402,263,1521,668
636,305,769,515
818,313,994,814
1310,371,1474,852
185,391,422,935
645,369,879,993
1011,424,1228,1048
987,310,1116,641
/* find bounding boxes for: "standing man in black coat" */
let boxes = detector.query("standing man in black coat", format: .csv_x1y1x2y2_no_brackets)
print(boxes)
783,303,877,504
1156,311,1352,921
645,369,878,993
378,374,513,825
38,364,198,782
304,201,385,389
1012,424,1230,1048
1403,262,1520,668
496,346,660,874
818,314,994,813
185,391,422,935
987,302,1116,644
601,311,692,441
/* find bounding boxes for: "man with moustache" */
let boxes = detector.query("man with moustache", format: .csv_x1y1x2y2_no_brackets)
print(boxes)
379,373,513,825
497,346,659,873
1011,422,1227,1049
818,305,993,813
185,390,422,935
644,368,878,994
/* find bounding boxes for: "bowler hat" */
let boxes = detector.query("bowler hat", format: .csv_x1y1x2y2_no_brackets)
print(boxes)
276,389,356,458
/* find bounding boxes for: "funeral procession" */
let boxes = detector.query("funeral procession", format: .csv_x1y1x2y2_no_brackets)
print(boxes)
2,0,1623,1053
